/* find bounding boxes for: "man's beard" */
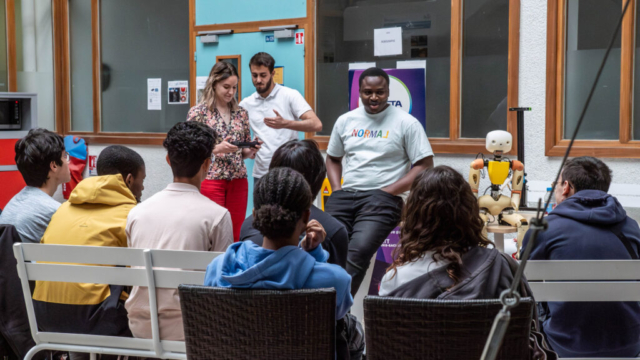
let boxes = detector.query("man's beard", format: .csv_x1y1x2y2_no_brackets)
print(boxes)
256,77,273,95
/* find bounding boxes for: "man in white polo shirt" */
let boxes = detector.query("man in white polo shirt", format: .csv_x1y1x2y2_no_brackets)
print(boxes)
239,52,322,183
326,67,434,296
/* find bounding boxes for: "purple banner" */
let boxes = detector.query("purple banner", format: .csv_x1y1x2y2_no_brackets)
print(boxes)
367,226,401,295
349,68,426,129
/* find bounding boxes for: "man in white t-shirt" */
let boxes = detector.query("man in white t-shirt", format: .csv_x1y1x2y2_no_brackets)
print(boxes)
325,67,434,296
239,52,322,182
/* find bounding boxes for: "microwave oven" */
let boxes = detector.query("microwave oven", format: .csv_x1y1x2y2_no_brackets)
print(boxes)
0,98,21,130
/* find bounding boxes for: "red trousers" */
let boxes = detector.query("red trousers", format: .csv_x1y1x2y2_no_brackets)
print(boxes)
200,178,248,242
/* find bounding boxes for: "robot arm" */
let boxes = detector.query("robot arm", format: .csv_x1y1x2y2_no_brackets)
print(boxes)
510,160,524,211
469,159,484,198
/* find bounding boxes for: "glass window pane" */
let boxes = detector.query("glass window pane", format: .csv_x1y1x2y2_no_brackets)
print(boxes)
564,0,620,140
100,0,189,133
69,0,93,132
15,0,55,130
0,0,8,92
218,57,240,102
316,0,450,138
460,0,509,139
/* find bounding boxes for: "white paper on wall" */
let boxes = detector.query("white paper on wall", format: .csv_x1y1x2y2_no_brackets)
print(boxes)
374,27,403,57
196,76,207,104
147,78,161,110
168,80,189,105
348,62,376,70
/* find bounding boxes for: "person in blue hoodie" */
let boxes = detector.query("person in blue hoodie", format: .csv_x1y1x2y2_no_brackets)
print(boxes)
522,156,640,358
204,167,353,321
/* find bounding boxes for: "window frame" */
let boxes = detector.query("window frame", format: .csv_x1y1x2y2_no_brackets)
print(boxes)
310,0,521,155
545,0,640,158
44,0,520,150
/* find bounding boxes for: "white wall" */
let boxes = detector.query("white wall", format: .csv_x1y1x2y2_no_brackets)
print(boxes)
53,0,640,220
54,144,173,203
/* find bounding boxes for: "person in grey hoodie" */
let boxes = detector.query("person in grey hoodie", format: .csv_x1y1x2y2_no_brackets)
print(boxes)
522,156,640,358
204,167,353,320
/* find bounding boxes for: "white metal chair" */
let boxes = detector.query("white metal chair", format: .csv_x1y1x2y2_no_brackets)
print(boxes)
12,243,222,360
525,260,640,360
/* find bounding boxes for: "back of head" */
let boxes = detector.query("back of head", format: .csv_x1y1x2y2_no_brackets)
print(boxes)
358,67,389,87
253,167,313,241
391,165,491,284
96,145,145,179
562,156,612,193
249,52,275,72
269,139,326,197
163,121,216,178
14,128,65,187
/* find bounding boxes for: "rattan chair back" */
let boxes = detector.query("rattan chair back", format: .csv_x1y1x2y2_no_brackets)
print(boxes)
364,296,534,360
179,285,336,360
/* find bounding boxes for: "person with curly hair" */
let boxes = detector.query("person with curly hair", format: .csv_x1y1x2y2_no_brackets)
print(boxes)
204,167,353,320
379,165,529,299
125,121,233,341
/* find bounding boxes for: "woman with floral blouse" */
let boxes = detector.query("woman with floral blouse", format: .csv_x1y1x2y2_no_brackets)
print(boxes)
187,61,261,242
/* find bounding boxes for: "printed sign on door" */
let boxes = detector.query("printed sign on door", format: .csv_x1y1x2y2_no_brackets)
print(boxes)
295,32,304,45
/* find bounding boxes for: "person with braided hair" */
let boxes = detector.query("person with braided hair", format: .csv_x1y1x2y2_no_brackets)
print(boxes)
239,139,349,269
204,167,353,320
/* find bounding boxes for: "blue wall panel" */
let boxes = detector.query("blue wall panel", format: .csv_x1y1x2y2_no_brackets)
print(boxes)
196,31,306,216
196,0,306,25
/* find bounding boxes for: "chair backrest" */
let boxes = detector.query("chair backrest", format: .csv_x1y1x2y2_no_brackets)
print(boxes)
178,285,336,360
12,243,222,359
364,296,533,360
524,260,640,301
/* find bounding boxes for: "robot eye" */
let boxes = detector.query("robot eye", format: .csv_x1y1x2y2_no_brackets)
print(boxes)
492,140,496,144
506,141,510,144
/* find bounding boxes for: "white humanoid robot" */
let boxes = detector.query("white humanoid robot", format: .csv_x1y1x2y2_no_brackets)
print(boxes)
469,130,529,255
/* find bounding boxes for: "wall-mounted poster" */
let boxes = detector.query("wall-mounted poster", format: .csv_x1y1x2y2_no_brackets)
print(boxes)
273,66,284,85
147,78,161,110
348,68,426,128
196,76,208,104
168,80,189,105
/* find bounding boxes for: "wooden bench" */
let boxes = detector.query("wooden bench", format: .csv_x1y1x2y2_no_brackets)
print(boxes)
13,243,222,360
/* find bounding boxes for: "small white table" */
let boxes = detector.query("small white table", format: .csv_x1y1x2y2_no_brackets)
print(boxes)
487,223,517,252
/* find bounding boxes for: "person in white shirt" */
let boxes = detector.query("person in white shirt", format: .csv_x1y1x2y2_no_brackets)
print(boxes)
325,67,434,296
125,121,233,341
239,52,322,182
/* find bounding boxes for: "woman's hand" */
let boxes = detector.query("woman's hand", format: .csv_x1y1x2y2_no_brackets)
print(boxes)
242,137,263,159
213,136,239,155
300,220,326,252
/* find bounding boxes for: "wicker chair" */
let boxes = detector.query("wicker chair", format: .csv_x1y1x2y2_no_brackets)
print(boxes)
178,285,336,360
364,296,534,360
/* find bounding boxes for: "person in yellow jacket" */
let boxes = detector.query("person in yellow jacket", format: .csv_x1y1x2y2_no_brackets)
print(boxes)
33,145,145,346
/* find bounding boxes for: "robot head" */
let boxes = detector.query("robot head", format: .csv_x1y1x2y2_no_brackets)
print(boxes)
486,130,512,153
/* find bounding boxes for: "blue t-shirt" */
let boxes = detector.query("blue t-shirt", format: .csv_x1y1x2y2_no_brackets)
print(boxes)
0,186,60,243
